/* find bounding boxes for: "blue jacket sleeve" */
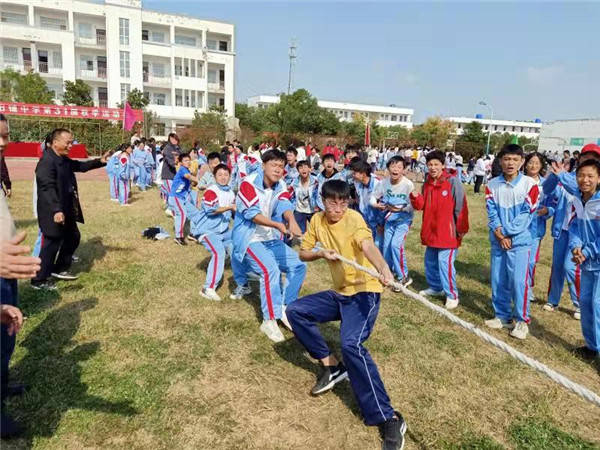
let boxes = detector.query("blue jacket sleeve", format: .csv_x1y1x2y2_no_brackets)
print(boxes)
558,172,578,196
542,173,560,196
485,186,502,232
568,220,583,252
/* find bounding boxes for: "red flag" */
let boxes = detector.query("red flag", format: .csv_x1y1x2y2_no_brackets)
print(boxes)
123,101,136,131
364,122,371,146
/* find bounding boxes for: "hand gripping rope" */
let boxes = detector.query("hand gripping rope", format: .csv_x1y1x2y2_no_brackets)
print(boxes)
320,246,600,409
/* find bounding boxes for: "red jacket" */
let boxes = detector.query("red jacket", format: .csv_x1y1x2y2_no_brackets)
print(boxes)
410,170,469,248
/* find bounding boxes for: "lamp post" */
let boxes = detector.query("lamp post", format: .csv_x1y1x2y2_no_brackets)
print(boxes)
479,100,493,155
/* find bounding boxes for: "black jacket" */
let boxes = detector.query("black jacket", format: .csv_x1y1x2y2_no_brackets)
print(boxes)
35,149,105,238
0,156,11,193
160,142,181,180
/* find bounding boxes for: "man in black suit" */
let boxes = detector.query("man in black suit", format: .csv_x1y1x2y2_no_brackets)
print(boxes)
31,128,109,290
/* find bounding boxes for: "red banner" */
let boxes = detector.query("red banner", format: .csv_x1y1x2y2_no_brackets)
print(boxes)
0,102,143,122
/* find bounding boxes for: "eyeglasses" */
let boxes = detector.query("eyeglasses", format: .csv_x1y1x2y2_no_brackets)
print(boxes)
324,199,349,210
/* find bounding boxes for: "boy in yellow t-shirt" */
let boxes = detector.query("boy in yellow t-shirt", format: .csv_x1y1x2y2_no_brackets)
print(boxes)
286,179,407,450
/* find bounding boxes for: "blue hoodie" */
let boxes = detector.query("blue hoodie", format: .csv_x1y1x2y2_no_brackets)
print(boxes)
569,189,600,272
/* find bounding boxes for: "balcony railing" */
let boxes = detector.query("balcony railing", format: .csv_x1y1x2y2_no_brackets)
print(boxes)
98,100,108,107
144,74,171,86
98,67,107,79
207,82,225,92
79,68,107,80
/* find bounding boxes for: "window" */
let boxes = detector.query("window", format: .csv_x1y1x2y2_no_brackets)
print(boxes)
154,123,166,136
494,125,498,131
98,87,108,107
206,39,217,50
219,40,228,51
120,83,130,101
197,62,203,78
185,90,190,107
175,35,196,46
153,93,166,105
52,51,62,68
174,58,182,76
152,31,165,43
1,12,26,25
197,92,204,108
120,51,130,77
2,47,18,63
570,138,584,146
40,16,66,30
175,89,182,106
78,22,93,39
190,91,196,108
391,115,397,121
152,63,165,78
142,29,149,41
119,18,129,45
190,60,196,77
80,55,93,71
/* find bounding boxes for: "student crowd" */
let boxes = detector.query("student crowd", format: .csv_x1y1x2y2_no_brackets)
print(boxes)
1,113,599,449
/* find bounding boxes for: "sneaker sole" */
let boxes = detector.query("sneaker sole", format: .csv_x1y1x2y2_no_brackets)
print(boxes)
200,292,221,301
51,273,78,280
31,285,57,291
311,371,349,396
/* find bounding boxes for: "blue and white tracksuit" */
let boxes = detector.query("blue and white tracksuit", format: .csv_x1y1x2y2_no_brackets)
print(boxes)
528,176,551,292
371,177,414,280
354,176,384,247
186,184,235,290
144,149,155,188
543,177,580,308
116,153,130,205
132,148,148,190
231,155,261,189
232,172,307,321
169,167,191,239
284,163,299,187
315,169,343,210
568,190,600,351
106,151,121,200
486,173,540,324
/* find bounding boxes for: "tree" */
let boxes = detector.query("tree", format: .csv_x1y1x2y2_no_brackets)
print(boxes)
0,68,20,102
411,117,455,148
63,79,93,106
459,121,486,143
119,88,149,109
272,89,337,135
180,109,226,150
0,69,54,104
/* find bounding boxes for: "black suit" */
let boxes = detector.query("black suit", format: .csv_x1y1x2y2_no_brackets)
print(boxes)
33,148,105,282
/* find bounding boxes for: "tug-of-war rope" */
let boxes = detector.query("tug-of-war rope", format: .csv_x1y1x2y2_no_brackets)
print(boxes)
322,246,600,409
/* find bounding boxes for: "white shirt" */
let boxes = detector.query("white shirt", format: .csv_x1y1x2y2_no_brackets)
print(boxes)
250,187,277,242
474,158,487,176
367,148,378,164
370,176,414,212
295,178,312,214
296,146,306,162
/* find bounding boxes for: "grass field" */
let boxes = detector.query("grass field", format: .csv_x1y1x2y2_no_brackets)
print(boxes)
3,178,600,450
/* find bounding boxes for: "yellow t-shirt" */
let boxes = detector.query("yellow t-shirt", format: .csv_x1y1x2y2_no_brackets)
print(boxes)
189,160,199,191
301,209,383,296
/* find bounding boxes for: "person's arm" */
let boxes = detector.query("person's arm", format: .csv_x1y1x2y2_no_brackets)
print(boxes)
409,183,425,210
369,182,385,209
183,172,199,184
450,177,469,236
36,158,62,217
201,189,234,216
361,238,394,285
0,157,11,196
70,151,110,172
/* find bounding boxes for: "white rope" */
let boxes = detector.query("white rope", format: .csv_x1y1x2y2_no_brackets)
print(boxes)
324,247,600,409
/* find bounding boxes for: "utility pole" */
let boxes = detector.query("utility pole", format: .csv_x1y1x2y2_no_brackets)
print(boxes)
287,39,297,95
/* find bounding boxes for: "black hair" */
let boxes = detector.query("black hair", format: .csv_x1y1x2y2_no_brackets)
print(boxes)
349,158,371,176
576,159,600,177
498,144,524,159
178,152,191,161
386,155,405,169
262,149,287,164
0,113,6,122
297,160,310,169
322,153,336,162
207,151,221,162
253,143,260,151
213,163,231,175
133,140,142,147
286,147,298,156
321,179,350,201
425,150,445,164
564,150,571,154
168,132,179,141
573,150,580,156
148,137,155,144
50,128,72,144
344,145,357,155
524,152,547,176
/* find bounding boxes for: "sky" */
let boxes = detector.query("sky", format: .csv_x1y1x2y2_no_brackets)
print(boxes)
145,1,600,124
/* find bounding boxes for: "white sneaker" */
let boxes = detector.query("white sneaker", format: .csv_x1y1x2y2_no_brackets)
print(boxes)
444,297,459,310
418,288,445,297
200,288,221,301
260,320,285,343
164,209,174,218
484,318,514,329
110,198,119,202
120,203,130,207
229,284,252,300
280,305,292,331
510,321,529,340
573,308,581,320
542,303,556,312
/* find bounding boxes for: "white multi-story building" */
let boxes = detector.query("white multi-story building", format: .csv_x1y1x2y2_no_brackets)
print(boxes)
538,118,600,155
248,95,414,128
0,0,235,136
447,116,542,139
